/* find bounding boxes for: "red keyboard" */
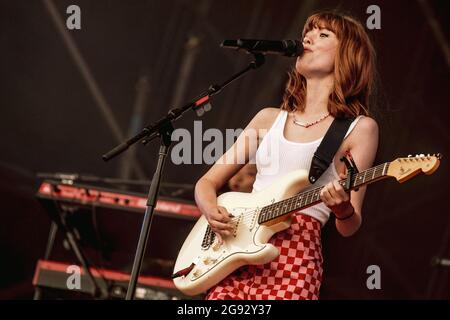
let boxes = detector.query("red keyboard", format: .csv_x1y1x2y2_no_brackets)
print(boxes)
37,181,201,219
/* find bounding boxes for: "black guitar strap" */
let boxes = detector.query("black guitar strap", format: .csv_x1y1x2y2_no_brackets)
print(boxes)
308,116,355,184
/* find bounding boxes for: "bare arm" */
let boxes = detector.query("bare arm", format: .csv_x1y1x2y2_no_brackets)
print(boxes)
320,116,379,237
195,107,280,238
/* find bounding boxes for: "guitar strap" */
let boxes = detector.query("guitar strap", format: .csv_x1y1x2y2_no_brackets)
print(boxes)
308,116,355,184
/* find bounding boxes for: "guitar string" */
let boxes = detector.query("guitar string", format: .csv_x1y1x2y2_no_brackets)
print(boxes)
220,163,386,225
205,164,385,240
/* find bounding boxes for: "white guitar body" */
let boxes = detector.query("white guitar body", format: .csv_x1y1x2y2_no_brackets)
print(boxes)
173,169,311,296
173,153,442,296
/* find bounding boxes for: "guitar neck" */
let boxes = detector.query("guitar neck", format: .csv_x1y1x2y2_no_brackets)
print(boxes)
258,162,391,224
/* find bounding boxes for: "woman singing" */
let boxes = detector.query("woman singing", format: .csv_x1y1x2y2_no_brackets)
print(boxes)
194,11,379,300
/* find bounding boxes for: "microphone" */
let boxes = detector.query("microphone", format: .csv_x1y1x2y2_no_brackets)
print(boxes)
221,39,303,57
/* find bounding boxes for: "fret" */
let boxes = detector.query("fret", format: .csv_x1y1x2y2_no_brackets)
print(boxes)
372,165,381,180
312,190,320,202
271,205,277,220
313,189,320,203
292,195,298,209
289,197,295,211
375,165,381,179
308,191,313,204
294,195,300,209
273,204,279,218
356,172,364,187
281,201,287,215
304,192,310,206
290,197,297,210
297,194,304,208
281,200,289,215
372,166,378,180
265,206,271,220
309,190,316,204
259,163,391,224
300,193,306,207
285,199,292,212
306,190,314,205
271,204,278,219
259,209,264,222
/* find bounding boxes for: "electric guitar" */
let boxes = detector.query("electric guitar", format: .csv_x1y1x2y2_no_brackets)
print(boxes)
173,154,441,296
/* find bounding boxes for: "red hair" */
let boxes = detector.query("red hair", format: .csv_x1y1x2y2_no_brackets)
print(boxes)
281,11,376,118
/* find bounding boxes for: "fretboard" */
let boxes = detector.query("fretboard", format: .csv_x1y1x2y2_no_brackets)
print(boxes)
258,162,390,224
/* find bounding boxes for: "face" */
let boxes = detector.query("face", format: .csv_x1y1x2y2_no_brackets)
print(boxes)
296,26,339,78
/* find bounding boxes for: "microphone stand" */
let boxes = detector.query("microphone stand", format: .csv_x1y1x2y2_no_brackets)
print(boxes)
102,53,265,300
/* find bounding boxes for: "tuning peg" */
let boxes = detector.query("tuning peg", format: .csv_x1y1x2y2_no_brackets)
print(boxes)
408,154,412,158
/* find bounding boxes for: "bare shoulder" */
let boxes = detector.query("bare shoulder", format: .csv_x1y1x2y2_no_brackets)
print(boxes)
250,107,282,130
348,116,379,148
354,116,379,136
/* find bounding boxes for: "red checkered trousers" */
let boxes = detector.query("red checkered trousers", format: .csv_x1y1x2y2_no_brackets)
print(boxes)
205,213,323,300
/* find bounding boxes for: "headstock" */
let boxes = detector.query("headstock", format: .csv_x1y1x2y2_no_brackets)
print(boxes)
387,153,442,183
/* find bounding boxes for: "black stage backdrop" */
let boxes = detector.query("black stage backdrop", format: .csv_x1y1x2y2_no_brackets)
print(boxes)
0,0,448,299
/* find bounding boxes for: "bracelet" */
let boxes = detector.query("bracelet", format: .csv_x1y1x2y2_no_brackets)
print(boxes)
335,207,355,221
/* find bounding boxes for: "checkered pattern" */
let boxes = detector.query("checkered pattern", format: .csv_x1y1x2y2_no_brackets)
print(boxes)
205,213,323,300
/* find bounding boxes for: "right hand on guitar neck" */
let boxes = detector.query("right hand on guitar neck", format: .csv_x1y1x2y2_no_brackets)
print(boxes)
204,205,235,244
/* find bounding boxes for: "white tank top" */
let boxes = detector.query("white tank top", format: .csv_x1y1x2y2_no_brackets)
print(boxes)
252,110,364,226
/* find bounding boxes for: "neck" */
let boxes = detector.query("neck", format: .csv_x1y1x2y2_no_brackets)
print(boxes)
258,162,391,224
302,75,334,116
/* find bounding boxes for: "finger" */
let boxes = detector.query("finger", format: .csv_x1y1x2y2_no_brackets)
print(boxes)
324,184,339,206
320,186,335,207
210,219,234,231
211,211,231,224
214,229,231,244
215,232,223,245
211,228,231,241
320,186,330,202
323,183,334,199
333,180,349,201
217,206,232,222
327,182,339,198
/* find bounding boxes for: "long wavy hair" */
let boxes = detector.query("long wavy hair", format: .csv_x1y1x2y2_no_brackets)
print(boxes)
281,11,377,118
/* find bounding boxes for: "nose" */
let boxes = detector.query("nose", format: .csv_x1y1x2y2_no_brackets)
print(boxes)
302,35,312,45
